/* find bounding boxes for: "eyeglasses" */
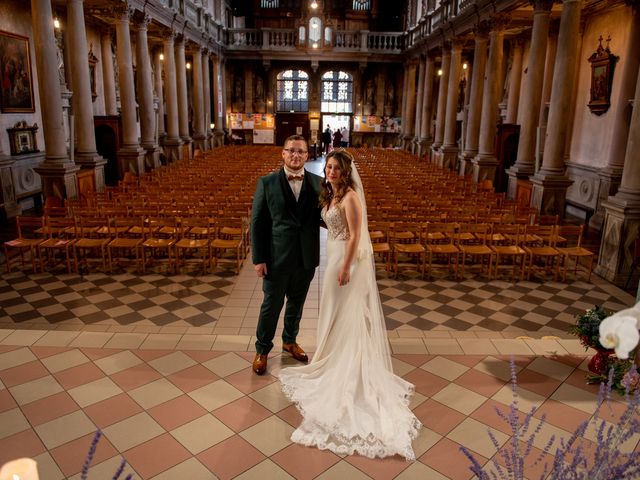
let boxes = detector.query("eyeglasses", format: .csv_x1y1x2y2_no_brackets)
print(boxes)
283,148,308,155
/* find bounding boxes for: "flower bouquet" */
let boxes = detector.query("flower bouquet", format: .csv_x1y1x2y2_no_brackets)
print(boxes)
569,305,614,374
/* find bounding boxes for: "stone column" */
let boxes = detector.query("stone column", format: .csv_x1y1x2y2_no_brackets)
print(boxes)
154,48,166,147
593,3,640,230
413,56,426,150
66,0,106,191
418,54,436,157
472,16,508,183
162,33,182,161
595,56,640,286
402,61,418,150
400,65,410,145
431,47,450,157
202,52,213,150
212,55,226,147
530,0,582,215
31,0,78,201
135,15,161,171
191,47,206,152
459,22,489,176
0,150,19,218
114,3,145,175
100,31,117,115
441,39,463,170
506,0,554,199
505,38,524,124
175,36,192,158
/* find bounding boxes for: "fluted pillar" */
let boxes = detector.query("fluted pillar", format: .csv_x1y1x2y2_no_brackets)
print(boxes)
413,56,426,150
67,0,106,190
431,47,450,157
506,0,554,199
162,33,182,161
212,55,226,147
530,0,582,215
418,55,436,157
31,0,78,201
191,47,206,152
175,36,192,159
154,48,166,147
441,39,463,170
100,31,117,116
114,4,145,175
402,61,418,150
505,38,524,124
459,23,489,176
593,3,640,230
135,15,160,171
596,46,640,286
472,16,507,183
202,52,212,150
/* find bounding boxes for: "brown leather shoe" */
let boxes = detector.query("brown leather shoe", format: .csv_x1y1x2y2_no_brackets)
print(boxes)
252,353,268,375
282,343,308,363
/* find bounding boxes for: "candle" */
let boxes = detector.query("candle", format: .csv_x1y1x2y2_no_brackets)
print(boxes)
0,458,39,480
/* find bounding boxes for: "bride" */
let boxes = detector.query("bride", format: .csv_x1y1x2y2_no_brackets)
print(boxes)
279,149,421,461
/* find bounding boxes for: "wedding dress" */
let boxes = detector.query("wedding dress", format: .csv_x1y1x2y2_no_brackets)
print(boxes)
279,167,421,461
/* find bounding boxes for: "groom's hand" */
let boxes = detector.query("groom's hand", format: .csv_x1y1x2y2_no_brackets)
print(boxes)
254,263,268,278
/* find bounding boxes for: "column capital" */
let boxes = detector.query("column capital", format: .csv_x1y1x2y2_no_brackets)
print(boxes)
490,13,511,32
449,37,465,50
134,13,152,30
529,0,556,12
162,29,179,43
474,20,491,38
112,1,135,21
626,0,640,11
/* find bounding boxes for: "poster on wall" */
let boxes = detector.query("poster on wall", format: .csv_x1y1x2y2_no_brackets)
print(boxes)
0,30,35,113
353,116,401,133
231,113,275,130
253,129,275,144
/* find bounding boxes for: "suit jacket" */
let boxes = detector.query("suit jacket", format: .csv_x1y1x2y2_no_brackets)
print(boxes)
251,168,322,272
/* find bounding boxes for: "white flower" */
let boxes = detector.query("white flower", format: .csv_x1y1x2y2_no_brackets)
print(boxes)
599,315,640,359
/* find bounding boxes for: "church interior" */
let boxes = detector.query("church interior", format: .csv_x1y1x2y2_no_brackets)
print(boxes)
0,0,639,478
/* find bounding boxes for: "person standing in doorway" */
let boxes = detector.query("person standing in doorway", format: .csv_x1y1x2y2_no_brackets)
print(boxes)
340,127,349,148
251,135,323,375
322,125,332,155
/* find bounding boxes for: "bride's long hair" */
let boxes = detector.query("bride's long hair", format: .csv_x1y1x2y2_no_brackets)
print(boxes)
320,149,355,209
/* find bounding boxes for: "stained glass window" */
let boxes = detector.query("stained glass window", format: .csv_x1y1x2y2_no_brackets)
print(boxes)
276,70,309,112
321,71,353,113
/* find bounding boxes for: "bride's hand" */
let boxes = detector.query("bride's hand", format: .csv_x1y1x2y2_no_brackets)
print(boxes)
338,268,350,286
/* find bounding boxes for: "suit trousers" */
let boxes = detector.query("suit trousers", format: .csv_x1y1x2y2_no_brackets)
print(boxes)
255,267,316,355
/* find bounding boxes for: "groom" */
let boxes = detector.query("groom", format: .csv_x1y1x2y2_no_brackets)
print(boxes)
251,135,322,375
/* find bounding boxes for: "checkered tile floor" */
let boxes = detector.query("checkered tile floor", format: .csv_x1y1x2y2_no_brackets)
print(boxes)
1,220,638,478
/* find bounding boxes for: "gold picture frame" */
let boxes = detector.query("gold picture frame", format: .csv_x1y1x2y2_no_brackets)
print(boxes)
587,35,617,116
0,30,35,113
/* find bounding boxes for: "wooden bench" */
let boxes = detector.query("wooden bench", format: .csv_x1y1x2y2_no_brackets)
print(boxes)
565,198,595,234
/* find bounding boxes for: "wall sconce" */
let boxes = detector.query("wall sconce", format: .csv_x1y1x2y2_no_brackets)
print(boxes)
267,100,273,105
54,18,60,29
210,123,215,130
462,62,468,70
437,69,443,76
186,62,191,69
312,42,318,48
311,1,318,9
159,53,164,61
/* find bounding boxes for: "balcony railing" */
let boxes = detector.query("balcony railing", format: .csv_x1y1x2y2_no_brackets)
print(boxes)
225,28,404,54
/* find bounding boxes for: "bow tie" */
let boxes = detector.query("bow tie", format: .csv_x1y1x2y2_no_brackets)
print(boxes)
287,174,304,182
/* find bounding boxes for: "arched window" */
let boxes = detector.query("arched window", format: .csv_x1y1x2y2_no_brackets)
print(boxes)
309,17,322,48
321,71,353,113
276,70,309,112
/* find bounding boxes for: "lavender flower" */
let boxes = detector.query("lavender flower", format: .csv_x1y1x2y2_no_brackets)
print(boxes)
80,430,102,480
462,358,640,480
112,458,128,480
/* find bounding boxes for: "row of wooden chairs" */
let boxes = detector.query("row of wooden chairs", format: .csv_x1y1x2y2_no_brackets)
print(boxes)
368,222,594,282
4,215,249,275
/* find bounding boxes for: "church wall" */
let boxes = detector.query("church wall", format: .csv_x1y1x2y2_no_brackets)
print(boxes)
0,1,45,158
87,28,106,117
569,4,632,169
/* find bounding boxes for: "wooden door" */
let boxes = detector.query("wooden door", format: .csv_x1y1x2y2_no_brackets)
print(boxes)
275,113,309,147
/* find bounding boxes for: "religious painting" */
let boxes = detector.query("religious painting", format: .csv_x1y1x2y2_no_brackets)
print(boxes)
587,35,616,116
0,30,35,113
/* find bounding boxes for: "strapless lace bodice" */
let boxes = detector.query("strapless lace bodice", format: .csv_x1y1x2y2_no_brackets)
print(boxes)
322,204,350,241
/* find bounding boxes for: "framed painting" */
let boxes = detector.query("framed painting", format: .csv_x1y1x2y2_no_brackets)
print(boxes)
0,30,35,113
587,36,616,116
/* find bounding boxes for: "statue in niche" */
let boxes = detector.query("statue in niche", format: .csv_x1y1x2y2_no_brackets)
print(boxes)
255,75,264,100
365,79,375,105
254,74,266,112
234,76,243,101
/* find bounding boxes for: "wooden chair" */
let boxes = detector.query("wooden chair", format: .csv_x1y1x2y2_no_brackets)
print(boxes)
458,223,494,279
522,225,561,281
141,216,179,273
369,220,391,276
211,218,245,274
490,223,527,281
38,216,76,273
425,222,460,279
556,225,595,282
106,217,145,273
3,216,44,272
174,216,214,273
72,216,109,273
391,222,425,279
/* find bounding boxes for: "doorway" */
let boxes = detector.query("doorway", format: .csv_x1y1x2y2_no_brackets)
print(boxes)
275,113,309,147
320,114,351,154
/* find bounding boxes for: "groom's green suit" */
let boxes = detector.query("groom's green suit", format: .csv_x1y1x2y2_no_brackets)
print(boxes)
251,168,322,355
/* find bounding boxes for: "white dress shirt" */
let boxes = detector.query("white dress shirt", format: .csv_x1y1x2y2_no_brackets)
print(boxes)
284,166,304,201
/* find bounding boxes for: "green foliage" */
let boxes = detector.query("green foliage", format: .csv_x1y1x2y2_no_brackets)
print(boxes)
568,305,612,350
